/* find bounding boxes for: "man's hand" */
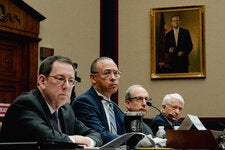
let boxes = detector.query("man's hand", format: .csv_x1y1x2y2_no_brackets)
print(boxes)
177,51,184,56
169,47,174,53
72,135,91,147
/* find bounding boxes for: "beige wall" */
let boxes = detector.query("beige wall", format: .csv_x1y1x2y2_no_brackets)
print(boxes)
24,0,100,95
24,0,225,119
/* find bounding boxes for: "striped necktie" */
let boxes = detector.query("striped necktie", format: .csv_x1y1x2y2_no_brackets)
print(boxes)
108,102,117,134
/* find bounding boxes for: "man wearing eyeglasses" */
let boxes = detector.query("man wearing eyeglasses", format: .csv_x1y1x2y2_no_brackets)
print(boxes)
71,57,125,144
124,85,154,136
0,56,103,148
150,93,184,135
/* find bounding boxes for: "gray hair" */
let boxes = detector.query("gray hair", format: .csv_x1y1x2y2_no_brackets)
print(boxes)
162,93,184,107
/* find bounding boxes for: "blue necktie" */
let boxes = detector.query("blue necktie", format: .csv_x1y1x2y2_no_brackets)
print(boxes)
108,103,117,134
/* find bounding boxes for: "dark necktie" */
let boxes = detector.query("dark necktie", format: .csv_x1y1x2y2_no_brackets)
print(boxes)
52,111,60,131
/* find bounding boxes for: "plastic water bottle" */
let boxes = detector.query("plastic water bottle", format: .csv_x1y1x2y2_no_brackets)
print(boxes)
156,126,166,139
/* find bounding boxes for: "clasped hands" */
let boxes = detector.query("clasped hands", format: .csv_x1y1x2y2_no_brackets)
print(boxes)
169,47,184,56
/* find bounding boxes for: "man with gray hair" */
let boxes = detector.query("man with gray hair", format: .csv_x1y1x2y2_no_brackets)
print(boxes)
150,93,184,135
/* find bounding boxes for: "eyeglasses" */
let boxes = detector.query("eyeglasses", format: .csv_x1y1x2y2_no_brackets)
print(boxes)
93,69,121,78
167,104,183,111
48,75,77,87
171,19,179,22
129,97,152,103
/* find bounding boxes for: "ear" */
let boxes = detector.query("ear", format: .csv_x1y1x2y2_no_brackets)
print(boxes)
125,100,130,109
38,74,47,88
90,74,96,84
162,105,166,109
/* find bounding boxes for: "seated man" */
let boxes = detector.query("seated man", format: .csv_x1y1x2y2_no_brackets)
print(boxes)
71,57,125,144
150,93,184,135
124,84,154,136
0,56,102,148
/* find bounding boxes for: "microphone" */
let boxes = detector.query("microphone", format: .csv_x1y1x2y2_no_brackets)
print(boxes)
146,101,161,114
100,97,124,114
147,101,180,130
168,114,178,121
147,101,178,122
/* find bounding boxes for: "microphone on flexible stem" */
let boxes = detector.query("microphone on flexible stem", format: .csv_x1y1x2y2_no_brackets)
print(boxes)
147,101,178,121
146,101,161,114
168,114,179,121
100,97,124,114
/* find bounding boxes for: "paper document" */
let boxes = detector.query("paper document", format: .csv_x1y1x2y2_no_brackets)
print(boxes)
178,114,206,130
85,132,145,150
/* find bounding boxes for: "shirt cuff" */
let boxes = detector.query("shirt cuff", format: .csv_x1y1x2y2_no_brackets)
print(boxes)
68,136,75,143
68,136,96,147
86,137,96,147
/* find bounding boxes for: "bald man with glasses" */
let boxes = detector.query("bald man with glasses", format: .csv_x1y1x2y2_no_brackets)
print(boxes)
71,57,125,144
125,85,154,136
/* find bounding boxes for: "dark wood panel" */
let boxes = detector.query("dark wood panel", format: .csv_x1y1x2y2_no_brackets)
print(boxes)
0,85,17,103
0,0,45,104
0,38,22,81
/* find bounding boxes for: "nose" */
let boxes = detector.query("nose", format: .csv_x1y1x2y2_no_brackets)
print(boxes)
142,99,147,105
109,73,118,81
110,72,117,78
174,108,181,114
62,79,71,88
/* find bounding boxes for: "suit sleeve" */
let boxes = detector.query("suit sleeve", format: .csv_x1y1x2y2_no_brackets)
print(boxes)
0,94,72,143
72,112,103,147
71,95,119,144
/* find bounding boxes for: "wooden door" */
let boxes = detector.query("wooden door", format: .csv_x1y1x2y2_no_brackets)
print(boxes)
0,35,29,103
0,0,45,104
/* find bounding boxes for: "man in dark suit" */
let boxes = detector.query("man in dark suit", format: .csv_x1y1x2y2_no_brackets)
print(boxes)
150,93,184,135
71,57,125,144
165,15,193,73
124,84,154,136
0,56,102,147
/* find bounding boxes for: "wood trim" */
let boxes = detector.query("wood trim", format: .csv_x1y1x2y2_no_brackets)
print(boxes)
100,0,119,103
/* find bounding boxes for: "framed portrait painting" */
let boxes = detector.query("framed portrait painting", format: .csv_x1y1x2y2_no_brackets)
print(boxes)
150,5,205,79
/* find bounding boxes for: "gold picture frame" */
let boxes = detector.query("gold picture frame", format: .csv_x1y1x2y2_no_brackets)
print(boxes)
150,5,205,79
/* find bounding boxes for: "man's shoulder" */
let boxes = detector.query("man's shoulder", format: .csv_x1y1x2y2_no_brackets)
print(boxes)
165,30,174,37
179,27,189,32
12,89,38,104
72,88,102,109
74,87,99,101
151,114,164,122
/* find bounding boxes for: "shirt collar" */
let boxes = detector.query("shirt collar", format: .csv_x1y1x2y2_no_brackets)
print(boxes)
45,101,56,115
173,27,180,31
94,88,110,101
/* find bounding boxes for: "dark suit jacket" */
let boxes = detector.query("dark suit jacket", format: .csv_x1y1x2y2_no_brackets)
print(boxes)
0,89,102,146
71,86,125,144
142,122,153,136
165,27,193,73
150,113,180,135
